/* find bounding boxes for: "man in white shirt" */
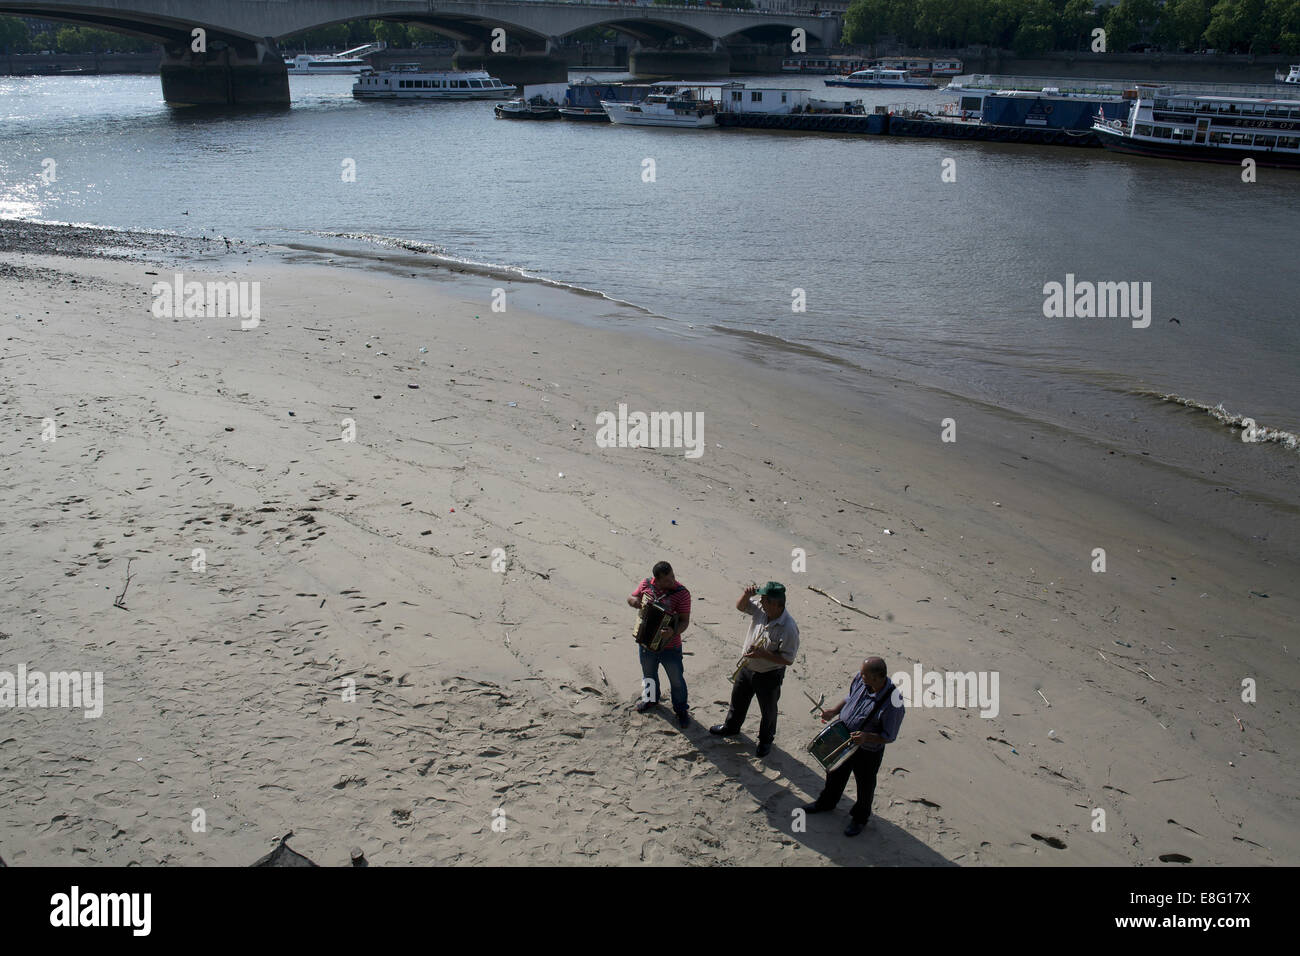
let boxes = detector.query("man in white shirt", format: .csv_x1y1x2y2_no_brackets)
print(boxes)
710,581,799,758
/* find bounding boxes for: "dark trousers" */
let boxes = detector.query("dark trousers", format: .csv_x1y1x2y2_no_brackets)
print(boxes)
814,746,885,824
722,666,784,745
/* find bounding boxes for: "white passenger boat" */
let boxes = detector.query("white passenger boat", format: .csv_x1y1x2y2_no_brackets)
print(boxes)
1276,64,1300,84
602,87,718,127
1094,84,1300,168
353,64,516,99
825,68,936,90
285,54,367,75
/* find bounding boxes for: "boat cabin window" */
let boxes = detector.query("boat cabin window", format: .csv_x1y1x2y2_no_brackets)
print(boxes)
751,91,762,102
1279,136,1300,148
1257,135,1278,147
731,90,742,101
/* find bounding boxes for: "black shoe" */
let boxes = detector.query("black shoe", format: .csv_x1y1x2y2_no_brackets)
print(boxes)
676,711,691,729
756,742,772,758
709,724,738,736
801,801,830,815
844,820,865,837
635,700,659,713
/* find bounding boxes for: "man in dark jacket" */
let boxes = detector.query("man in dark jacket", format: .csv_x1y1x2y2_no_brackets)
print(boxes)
803,656,904,836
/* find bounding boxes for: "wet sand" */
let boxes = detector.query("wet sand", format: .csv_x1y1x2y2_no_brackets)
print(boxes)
0,220,1295,865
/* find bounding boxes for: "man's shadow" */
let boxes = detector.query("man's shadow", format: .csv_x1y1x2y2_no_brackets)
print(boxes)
649,708,954,866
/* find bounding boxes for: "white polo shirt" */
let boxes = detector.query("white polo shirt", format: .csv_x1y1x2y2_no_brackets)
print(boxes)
739,596,799,674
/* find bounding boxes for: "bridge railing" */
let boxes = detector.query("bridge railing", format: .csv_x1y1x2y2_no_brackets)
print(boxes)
463,1,837,17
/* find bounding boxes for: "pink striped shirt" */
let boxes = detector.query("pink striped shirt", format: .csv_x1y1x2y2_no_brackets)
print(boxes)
632,578,691,650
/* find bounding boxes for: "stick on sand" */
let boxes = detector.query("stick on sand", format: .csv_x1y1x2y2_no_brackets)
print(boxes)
808,585,880,620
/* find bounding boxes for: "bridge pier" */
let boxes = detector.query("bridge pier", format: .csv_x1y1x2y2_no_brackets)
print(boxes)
160,37,288,107
628,46,731,79
453,43,568,86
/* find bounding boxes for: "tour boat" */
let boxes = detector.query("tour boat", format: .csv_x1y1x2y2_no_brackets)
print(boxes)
1276,64,1300,84
285,54,367,75
825,69,936,90
602,87,719,127
1093,85,1300,167
353,64,515,99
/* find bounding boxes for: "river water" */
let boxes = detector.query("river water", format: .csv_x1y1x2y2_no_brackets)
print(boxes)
1,71,1297,497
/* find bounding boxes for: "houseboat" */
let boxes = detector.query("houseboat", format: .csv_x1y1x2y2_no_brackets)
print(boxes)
782,55,870,75
720,83,864,115
352,64,515,99
877,57,933,76
930,59,963,76
825,68,936,90
945,86,1127,130
603,86,719,127
1093,85,1300,167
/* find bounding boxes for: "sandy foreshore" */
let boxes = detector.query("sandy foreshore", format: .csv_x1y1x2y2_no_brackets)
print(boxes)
0,220,1295,866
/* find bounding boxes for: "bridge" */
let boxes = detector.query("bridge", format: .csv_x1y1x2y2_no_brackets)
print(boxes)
0,0,841,104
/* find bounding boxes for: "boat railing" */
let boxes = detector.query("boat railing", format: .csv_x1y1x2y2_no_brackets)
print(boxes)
947,73,1292,100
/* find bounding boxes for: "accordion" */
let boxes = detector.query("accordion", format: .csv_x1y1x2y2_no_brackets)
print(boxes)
634,600,677,652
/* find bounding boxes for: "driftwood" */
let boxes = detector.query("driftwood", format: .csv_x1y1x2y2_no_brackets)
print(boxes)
112,558,134,610
807,585,880,620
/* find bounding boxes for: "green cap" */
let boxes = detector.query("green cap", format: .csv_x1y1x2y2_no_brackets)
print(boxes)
757,582,786,599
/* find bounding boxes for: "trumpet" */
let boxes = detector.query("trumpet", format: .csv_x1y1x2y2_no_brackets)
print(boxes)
730,631,771,683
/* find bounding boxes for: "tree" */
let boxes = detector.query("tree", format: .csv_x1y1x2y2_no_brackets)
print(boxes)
1012,0,1057,54
370,20,409,48
1060,0,1097,49
0,15,32,53
1204,0,1267,51
843,0,893,46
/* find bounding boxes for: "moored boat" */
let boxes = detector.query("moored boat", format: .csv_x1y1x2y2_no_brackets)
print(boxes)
1276,64,1300,84
1093,85,1300,167
559,79,657,122
558,106,611,122
603,86,719,127
495,99,561,120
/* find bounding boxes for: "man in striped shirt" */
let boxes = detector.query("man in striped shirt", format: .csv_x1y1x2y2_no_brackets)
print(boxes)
627,561,692,728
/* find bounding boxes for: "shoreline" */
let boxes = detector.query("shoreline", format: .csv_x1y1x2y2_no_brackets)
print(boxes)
1,220,1296,865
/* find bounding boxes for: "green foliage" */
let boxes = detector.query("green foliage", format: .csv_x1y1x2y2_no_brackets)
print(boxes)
369,20,409,48
842,0,1300,52
0,15,31,53
0,18,152,53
